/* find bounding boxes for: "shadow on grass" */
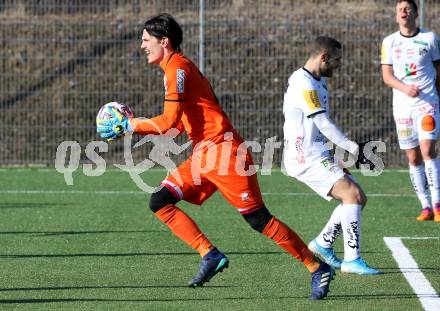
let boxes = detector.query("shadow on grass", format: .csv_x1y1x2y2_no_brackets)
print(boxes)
0,284,234,292
0,297,295,304
0,293,430,304
0,230,165,236
0,251,285,259
0,203,70,209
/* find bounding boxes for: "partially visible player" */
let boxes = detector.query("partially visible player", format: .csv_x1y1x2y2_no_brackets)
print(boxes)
282,36,381,275
97,13,334,299
381,0,440,222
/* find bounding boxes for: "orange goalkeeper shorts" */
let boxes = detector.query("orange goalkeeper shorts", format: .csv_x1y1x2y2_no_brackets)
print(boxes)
161,138,264,214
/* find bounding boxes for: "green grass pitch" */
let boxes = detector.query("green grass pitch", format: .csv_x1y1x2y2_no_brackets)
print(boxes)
0,168,438,310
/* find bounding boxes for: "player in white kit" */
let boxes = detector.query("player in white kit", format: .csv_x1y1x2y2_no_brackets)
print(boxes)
381,0,440,222
282,36,380,274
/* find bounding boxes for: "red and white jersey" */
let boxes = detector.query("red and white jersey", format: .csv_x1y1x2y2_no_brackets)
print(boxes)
282,68,331,173
381,29,440,107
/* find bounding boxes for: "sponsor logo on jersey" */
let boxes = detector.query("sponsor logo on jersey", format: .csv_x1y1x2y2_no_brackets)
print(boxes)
422,115,436,132
419,47,428,56
303,90,321,110
417,103,435,114
403,63,417,78
406,48,416,58
395,117,413,125
397,128,412,138
413,39,428,47
320,158,334,169
163,76,168,95
176,69,185,93
394,48,402,59
295,136,305,164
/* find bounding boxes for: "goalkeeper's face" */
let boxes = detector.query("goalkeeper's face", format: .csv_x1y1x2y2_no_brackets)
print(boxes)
141,29,165,65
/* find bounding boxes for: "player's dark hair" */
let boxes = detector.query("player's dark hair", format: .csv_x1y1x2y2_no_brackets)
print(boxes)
396,0,418,13
309,36,342,58
144,13,183,52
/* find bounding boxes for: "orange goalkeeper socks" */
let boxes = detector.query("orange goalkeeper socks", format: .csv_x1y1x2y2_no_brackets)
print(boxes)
262,217,319,272
154,204,214,257
155,205,319,271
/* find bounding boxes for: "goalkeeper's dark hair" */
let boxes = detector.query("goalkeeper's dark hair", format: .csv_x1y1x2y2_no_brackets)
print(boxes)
144,13,183,52
309,36,342,58
396,0,418,13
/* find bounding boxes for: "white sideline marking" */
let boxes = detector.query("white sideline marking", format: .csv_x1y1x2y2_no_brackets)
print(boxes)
0,190,417,197
396,237,440,240
384,237,440,311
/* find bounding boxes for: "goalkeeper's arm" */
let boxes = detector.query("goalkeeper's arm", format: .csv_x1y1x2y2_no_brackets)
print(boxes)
311,112,359,155
129,102,183,135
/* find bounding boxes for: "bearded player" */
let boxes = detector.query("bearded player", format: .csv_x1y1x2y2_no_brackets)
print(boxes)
282,36,381,275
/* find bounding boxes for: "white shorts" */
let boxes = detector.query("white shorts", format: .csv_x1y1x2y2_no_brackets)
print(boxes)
287,156,345,201
393,102,440,150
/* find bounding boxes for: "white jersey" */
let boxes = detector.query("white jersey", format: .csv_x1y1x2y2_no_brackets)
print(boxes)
282,68,331,174
381,28,440,107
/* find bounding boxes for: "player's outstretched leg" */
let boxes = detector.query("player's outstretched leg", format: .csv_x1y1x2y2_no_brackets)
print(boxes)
243,206,335,300
310,260,335,300
188,248,229,287
308,239,342,269
150,187,229,286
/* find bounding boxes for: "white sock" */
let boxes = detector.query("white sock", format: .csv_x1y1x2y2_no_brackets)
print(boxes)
315,204,342,248
409,164,431,209
424,159,440,207
341,203,361,262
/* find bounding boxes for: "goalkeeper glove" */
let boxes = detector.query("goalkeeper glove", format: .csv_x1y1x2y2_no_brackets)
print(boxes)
96,106,132,140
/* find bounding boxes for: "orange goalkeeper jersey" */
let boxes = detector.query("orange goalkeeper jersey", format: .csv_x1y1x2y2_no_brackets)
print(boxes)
159,52,236,145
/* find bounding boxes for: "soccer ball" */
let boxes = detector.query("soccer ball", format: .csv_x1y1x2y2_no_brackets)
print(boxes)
96,102,134,140
96,102,134,123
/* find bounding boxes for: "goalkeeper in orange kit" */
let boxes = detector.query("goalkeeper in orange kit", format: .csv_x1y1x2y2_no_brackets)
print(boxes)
97,13,334,300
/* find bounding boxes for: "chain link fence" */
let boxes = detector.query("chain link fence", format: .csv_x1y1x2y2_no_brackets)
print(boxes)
1,0,439,167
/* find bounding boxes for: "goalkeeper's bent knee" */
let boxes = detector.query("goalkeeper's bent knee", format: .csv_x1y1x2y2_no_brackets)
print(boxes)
149,186,179,213
242,206,273,232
